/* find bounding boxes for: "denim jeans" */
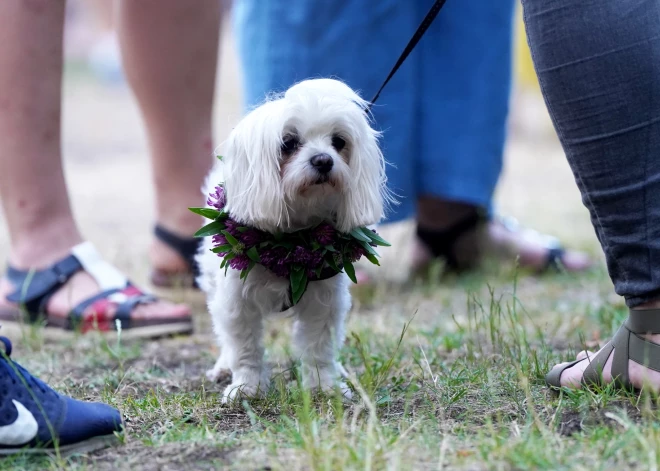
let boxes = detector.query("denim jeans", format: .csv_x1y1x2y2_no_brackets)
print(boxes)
522,0,660,307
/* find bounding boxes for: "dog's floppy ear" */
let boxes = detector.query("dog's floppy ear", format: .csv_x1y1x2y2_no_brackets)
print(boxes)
223,101,286,231
335,107,393,232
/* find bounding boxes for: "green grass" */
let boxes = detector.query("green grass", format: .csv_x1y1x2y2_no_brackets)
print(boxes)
2,266,659,471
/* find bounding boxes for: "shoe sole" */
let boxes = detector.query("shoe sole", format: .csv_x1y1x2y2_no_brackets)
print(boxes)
0,319,193,341
0,433,120,456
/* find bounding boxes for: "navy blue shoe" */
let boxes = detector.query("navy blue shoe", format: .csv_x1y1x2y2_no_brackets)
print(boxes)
0,337,123,455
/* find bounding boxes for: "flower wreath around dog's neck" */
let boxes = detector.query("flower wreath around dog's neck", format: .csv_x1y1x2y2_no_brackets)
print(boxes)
189,169,390,306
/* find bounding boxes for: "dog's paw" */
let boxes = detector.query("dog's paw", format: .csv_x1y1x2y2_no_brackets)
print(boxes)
221,381,266,404
303,366,353,400
221,367,270,403
206,367,232,383
338,381,353,401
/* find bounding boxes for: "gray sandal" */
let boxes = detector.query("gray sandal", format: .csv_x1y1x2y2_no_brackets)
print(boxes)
546,308,660,390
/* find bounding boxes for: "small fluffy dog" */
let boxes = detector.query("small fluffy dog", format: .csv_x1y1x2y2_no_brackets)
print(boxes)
196,78,389,402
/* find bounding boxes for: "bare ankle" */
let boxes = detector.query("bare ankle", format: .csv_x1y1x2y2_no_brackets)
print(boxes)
8,219,83,270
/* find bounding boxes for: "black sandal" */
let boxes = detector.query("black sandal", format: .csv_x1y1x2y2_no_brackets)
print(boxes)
0,242,193,338
151,224,202,289
416,210,486,271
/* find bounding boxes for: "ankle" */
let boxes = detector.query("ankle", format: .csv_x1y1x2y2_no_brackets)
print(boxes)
634,299,660,310
156,210,203,238
8,219,83,270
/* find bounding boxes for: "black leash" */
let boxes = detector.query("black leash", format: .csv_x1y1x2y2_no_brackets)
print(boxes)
367,0,449,112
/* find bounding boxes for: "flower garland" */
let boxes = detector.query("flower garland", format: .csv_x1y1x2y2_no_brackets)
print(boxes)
189,183,390,305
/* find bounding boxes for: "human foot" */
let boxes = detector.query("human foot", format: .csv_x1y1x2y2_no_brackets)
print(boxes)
546,308,660,391
412,216,592,274
0,242,192,338
149,224,201,289
354,216,593,285
486,216,592,273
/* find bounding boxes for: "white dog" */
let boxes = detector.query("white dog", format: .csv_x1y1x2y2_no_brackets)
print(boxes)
196,79,390,402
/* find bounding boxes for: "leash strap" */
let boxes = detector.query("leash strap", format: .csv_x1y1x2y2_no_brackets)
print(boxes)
367,0,449,111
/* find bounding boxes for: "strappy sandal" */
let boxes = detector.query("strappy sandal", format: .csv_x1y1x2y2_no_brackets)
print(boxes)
150,224,201,289
416,210,486,272
546,308,660,390
0,242,193,339
496,215,569,273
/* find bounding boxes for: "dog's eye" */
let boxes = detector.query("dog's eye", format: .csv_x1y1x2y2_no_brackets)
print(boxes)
281,135,300,155
331,135,346,152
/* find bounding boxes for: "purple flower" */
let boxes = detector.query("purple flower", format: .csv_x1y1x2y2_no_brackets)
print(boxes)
292,246,324,269
228,254,250,271
207,185,226,210
212,234,229,256
260,247,291,278
307,250,323,268
346,244,366,263
212,233,227,246
313,222,336,245
224,218,240,234
239,228,263,248
292,246,312,265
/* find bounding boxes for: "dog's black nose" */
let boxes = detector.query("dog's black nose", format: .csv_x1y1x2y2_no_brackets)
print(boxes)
310,153,334,174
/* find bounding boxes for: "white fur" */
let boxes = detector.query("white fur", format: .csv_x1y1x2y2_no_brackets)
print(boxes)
197,79,390,402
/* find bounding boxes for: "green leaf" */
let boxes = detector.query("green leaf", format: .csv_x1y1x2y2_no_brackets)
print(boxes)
239,268,249,280
324,245,337,252
188,207,221,220
360,227,391,247
216,155,224,161
350,228,371,243
246,246,261,263
273,242,294,250
194,220,224,238
358,240,380,257
222,230,240,247
314,266,323,278
290,266,305,295
236,227,249,233
211,244,232,253
311,241,321,251
343,257,357,284
326,254,341,272
365,253,380,266
291,273,308,305
220,258,227,269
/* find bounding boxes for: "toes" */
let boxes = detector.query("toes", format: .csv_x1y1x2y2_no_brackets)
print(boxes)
576,350,595,361
562,250,594,272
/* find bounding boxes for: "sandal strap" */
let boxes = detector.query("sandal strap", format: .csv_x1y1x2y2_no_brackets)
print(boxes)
582,325,628,387
416,210,485,269
625,309,660,334
154,224,201,278
5,242,134,320
582,308,660,389
5,255,83,315
628,333,660,373
543,247,565,272
69,286,156,331
546,357,588,389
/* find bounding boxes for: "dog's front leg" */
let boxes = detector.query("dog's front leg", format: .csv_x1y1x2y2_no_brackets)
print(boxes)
292,276,352,399
207,288,270,403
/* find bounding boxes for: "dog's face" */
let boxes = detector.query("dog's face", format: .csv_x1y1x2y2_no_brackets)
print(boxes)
222,79,391,233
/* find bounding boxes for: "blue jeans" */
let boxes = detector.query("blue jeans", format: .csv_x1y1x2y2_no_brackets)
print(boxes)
522,0,660,307
234,0,514,222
